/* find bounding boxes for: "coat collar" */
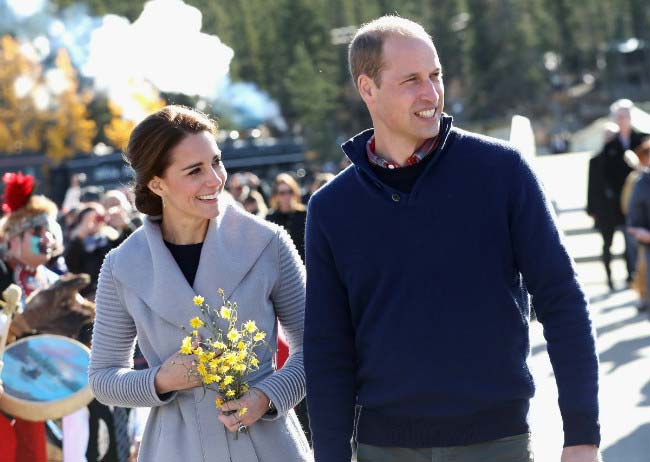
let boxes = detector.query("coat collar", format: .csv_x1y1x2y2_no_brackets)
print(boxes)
111,203,276,330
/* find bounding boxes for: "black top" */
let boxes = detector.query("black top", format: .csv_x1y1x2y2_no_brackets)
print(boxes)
369,147,436,193
164,241,203,286
266,210,306,262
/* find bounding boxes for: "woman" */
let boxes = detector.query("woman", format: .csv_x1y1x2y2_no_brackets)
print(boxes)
266,173,307,262
88,106,310,461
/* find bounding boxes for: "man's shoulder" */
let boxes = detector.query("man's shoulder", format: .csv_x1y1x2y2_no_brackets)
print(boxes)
451,127,524,166
309,166,357,204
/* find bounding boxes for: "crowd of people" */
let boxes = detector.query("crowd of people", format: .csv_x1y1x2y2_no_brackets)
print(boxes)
587,98,650,314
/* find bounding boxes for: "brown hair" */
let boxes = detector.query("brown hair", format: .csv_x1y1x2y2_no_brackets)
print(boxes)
124,105,217,216
270,173,305,212
348,15,433,88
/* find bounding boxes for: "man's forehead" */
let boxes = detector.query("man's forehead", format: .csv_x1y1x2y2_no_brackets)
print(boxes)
381,35,440,73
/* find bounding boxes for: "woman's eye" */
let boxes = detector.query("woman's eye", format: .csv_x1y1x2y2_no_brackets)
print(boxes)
189,168,200,175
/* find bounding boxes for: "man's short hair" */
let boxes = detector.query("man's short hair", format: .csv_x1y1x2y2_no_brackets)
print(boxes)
348,15,433,89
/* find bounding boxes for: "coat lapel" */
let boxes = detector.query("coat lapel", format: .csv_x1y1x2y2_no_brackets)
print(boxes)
111,204,276,331
192,204,276,307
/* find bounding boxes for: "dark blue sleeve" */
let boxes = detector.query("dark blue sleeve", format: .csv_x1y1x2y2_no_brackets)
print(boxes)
508,152,600,447
304,196,358,461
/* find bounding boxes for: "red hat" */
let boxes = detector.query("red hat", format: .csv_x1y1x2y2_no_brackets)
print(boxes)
2,172,35,214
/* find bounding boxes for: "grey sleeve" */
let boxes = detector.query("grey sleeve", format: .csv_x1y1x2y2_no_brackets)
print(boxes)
253,228,306,419
88,252,176,407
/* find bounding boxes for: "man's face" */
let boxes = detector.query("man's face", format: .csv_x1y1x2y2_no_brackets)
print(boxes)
360,34,444,153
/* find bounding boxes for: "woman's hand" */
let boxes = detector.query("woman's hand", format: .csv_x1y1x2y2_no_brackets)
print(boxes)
217,387,271,432
154,351,203,394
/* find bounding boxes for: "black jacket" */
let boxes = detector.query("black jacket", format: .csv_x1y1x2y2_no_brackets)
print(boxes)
587,131,645,228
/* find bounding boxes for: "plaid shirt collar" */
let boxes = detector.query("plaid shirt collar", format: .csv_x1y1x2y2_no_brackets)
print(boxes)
366,135,440,169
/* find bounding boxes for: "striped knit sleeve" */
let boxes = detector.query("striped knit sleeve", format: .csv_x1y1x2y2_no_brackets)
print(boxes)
254,227,306,419
88,251,176,408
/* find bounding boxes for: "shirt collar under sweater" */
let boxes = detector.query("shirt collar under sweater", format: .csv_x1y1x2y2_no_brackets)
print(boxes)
342,114,454,197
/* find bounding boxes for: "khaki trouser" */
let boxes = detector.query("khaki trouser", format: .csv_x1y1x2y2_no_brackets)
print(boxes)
356,433,534,462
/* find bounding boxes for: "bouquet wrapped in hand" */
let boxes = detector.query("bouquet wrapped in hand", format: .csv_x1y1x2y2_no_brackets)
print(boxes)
179,288,267,429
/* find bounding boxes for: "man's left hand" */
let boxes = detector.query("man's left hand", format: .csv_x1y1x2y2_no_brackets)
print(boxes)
561,445,601,462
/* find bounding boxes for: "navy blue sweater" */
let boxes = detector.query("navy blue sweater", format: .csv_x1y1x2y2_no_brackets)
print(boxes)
304,118,600,461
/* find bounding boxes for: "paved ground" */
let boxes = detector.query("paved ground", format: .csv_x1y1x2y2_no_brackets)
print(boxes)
528,153,650,461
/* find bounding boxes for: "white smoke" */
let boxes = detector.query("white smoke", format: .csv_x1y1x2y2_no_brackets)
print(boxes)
1,0,285,128
85,0,234,99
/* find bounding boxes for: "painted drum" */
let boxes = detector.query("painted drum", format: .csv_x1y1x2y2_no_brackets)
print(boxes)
0,334,93,421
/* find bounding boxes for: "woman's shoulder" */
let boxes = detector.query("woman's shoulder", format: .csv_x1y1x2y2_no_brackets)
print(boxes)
104,224,148,267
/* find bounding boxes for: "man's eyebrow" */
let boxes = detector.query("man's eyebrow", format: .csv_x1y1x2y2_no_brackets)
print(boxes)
398,67,443,80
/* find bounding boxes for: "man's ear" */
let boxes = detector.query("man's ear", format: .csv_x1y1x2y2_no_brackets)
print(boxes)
358,74,376,105
148,177,163,197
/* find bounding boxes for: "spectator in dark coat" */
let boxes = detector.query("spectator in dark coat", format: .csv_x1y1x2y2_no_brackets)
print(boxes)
587,99,647,289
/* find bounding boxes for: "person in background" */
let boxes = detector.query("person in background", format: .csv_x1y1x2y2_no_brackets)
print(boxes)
64,202,120,300
242,189,269,219
266,173,307,262
587,99,647,290
625,135,650,314
304,16,600,462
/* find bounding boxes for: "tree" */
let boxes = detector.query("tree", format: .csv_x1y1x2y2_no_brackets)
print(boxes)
0,35,44,153
43,49,96,162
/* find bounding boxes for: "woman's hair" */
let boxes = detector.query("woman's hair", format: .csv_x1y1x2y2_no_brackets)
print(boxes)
270,173,305,212
124,105,217,216
242,189,268,217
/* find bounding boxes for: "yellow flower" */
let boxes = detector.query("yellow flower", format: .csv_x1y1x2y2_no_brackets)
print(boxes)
237,351,248,361
197,363,207,376
227,329,240,342
223,375,234,386
193,346,203,356
238,407,248,417
234,363,246,373
237,341,246,351
220,306,232,319
250,358,259,367
190,317,204,328
253,332,266,342
218,365,230,374
218,288,225,296
192,330,198,337
226,389,235,397
213,341,227,351
193,295,205,306
241,384,249,393
215,397,224,408
180,336,193,354
243,320,257,333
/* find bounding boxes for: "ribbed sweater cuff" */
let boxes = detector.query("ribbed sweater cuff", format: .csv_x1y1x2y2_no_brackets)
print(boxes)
563,412,601,447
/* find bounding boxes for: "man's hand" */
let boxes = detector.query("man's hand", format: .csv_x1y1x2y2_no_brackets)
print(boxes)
561,445,601,462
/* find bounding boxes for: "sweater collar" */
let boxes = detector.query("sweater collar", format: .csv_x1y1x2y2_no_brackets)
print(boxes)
342,114,454,170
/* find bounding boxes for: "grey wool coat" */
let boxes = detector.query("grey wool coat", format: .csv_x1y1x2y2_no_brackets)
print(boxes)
88,203,312,462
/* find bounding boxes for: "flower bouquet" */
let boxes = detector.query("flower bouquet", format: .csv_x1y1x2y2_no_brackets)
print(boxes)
179,288,267,436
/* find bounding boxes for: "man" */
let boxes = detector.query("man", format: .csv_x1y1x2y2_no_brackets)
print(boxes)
304,16,600,462
587,99,646,290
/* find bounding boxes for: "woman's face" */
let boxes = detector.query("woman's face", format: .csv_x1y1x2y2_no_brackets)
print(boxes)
275,182,294,212
153,131,227,225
